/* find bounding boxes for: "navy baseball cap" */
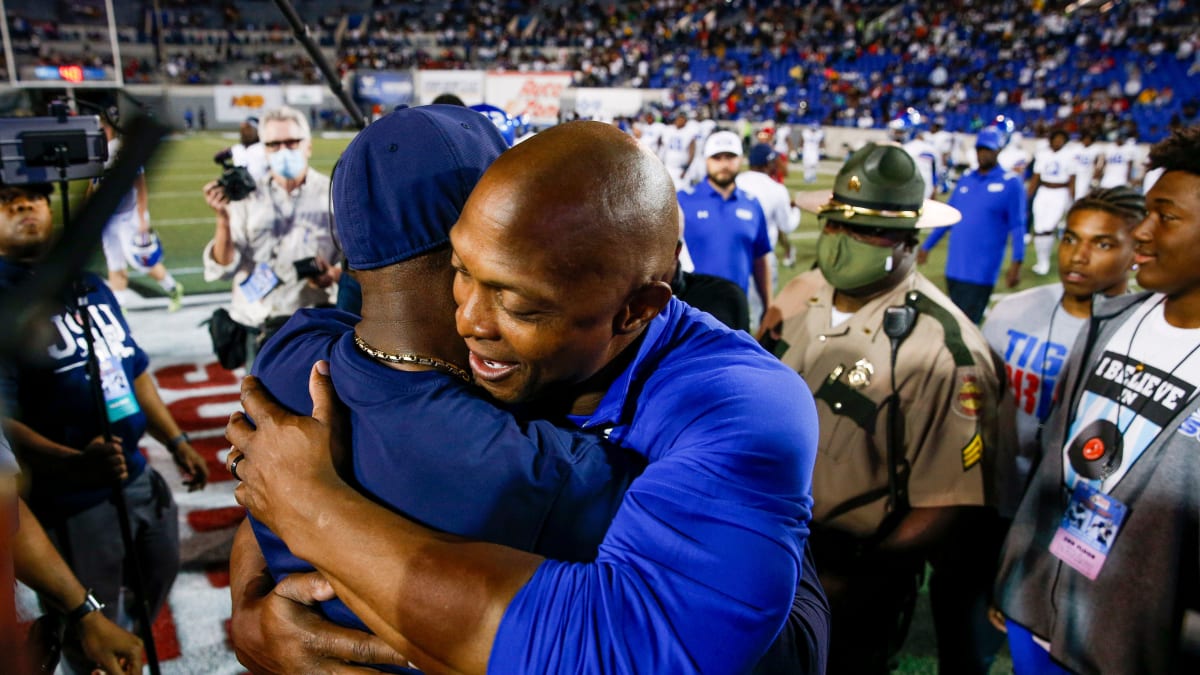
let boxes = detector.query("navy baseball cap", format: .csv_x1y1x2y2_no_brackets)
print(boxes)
748,143,777,167
333,104,508,270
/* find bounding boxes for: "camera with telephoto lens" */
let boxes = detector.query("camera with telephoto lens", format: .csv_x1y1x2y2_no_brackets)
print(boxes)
212,149,256,201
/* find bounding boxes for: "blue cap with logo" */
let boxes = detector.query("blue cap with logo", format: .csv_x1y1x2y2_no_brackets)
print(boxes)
747,143,777,167
469,103,517,146
333,104,508,271
975,126,1006,151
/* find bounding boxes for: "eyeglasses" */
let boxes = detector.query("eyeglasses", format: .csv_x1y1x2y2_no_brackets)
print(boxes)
264,138,305,150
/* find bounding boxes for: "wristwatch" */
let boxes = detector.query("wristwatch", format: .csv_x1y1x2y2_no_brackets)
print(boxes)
65,589,105,624
167,432,190,452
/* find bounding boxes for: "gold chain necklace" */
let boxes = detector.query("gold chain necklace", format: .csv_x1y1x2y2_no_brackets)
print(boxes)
353,333,472,383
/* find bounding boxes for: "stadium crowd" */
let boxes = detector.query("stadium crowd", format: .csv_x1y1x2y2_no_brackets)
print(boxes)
4,2,1200,674
2,0,1198,137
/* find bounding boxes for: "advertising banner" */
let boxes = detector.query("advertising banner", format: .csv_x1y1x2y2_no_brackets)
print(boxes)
415,70,486,105
484,72,574,126
213,85,284,123
284,85,326,106
567,87,661,120
354,70,415,107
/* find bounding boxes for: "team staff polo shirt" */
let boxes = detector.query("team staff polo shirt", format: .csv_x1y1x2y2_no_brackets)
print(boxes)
0,262,149,517
678,180,773,292
491,299,819,674
922,167,1027,286
249,309,643,642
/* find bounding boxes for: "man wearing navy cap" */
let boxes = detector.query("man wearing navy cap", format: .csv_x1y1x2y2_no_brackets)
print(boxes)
227,121,826,674
229,104,644,672
919,126,1028,323
738,143,797,316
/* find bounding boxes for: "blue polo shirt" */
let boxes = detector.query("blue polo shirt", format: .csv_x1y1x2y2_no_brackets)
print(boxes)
491,298,819,674
249,309,643,650
0,260,149,518
922,166,1027,286
678,180,773,292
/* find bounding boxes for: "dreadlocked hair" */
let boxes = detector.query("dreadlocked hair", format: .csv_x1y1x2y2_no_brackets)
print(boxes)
1147,125,1200,176
1067,185,1147,228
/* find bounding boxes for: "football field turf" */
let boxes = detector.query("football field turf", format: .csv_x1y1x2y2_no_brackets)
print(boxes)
102,130,1046,306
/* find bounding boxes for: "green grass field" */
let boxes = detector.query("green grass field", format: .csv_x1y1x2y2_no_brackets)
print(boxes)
107,131,1029,673
96,131,1049,308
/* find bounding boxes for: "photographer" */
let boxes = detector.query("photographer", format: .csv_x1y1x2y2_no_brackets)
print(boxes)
202,105,339,369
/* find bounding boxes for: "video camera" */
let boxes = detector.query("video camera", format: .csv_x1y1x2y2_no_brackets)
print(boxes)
212,149,256,201
0,103,108,185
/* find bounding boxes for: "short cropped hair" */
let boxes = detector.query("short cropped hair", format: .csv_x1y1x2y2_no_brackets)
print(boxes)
260,105,311,140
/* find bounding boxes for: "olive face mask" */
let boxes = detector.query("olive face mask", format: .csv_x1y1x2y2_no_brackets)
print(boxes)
816,229,899,293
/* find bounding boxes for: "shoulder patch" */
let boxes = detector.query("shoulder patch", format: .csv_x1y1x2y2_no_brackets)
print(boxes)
952,371,984,419
961,433,983,471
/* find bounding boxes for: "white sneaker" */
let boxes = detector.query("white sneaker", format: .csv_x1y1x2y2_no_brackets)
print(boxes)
1032,262,1051,276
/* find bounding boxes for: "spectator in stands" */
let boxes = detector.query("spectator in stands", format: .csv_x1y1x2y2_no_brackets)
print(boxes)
201,105,339,369
919,126,1027,323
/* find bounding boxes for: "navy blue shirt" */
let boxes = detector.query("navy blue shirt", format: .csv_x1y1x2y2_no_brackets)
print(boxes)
0,260,149,517
922,166,1027,286
249,309,643,637
678,180,773,292
492,299,820,674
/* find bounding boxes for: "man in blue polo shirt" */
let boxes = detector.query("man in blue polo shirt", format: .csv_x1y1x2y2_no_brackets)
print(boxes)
919,126,1027,323
227,121,823,674
678,130,774,324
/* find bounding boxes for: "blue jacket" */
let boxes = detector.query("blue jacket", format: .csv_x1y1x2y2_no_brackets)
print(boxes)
923,166,1027,286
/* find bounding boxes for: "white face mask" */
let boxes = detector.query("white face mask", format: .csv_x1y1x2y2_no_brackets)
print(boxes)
269,148,307,180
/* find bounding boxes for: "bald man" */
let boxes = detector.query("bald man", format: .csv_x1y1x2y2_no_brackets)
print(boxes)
227,122,824,674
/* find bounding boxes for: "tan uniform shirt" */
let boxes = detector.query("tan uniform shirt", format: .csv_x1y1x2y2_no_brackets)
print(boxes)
774,270,1003,538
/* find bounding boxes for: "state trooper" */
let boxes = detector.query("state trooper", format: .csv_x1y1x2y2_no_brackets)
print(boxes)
760,142,1014,674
